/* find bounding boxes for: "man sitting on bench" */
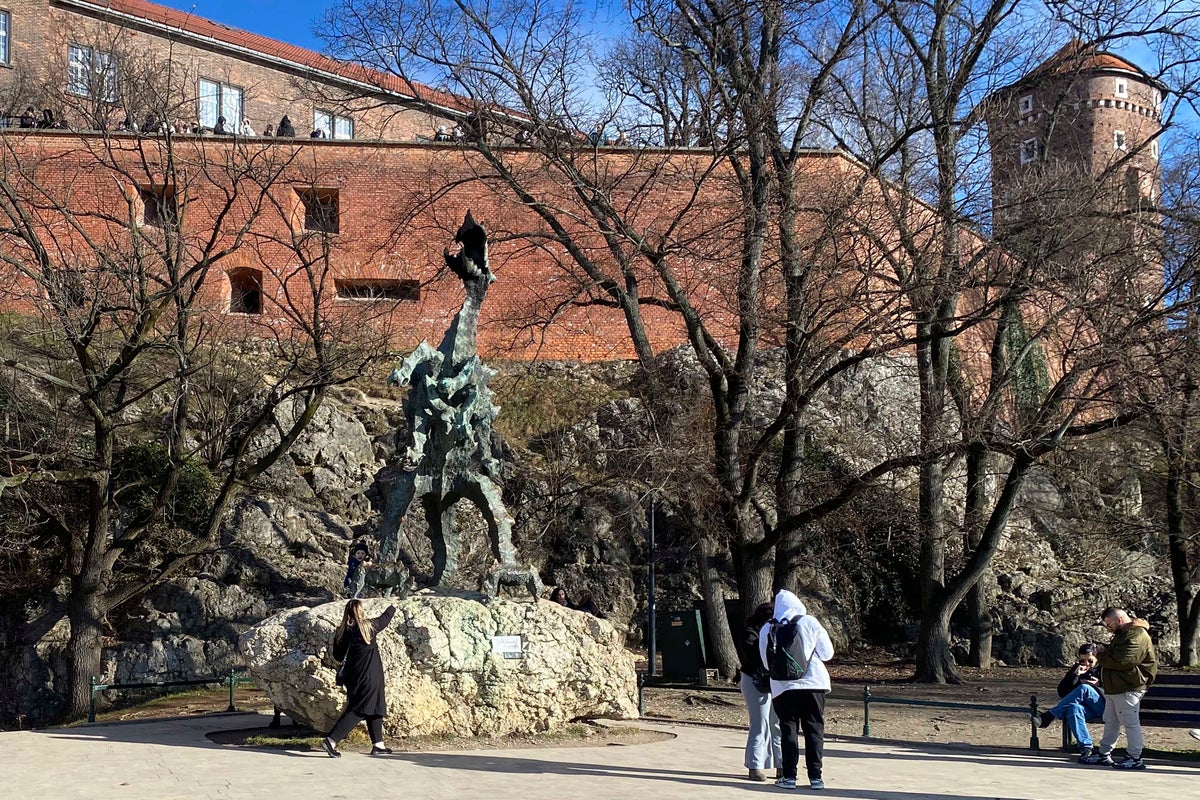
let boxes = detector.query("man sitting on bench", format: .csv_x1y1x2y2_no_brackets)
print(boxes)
1038,643,1105,759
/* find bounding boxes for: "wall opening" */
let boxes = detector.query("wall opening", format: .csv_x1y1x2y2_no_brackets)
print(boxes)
334,278,420,302
228,267,263,314
297,188,340,233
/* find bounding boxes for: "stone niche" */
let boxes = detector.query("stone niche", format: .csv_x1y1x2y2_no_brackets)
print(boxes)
239,593,639,737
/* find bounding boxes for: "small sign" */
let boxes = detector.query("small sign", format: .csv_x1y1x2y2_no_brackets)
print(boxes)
491,635,523,659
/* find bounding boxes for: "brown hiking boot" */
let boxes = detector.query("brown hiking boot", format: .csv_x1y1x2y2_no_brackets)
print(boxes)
748,769,768,782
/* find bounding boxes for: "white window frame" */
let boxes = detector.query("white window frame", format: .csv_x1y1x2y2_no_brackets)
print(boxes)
0,11,10,66
198,78,243,129
67,44,119,101
67,45,91,97
1115,78,1128,98
314,109,354,140
1019,137,1040,165
1114,130,1127,151
1018,94,1033,116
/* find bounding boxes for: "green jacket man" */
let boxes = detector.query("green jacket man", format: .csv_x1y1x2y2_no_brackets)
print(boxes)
1098,617,1158,695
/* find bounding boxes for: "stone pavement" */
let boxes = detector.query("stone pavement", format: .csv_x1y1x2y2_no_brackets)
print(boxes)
3,712,1196,800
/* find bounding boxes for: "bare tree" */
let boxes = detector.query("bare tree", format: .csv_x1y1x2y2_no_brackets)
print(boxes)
0,121,396,720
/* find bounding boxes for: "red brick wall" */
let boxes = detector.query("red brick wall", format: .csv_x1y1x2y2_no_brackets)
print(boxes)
0,0,453,141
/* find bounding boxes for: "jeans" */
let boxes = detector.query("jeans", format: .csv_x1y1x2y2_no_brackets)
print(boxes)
1100,688,1146,759
740,672,782,770
1050,684,1105,747
772,688,826,780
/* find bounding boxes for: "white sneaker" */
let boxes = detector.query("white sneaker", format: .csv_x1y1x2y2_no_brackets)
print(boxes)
1189,729,1200,742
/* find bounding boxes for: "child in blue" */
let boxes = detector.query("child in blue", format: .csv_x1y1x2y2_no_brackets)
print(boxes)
343,542,372,599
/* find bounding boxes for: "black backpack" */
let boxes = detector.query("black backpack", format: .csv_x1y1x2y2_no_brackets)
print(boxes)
765,617,810,681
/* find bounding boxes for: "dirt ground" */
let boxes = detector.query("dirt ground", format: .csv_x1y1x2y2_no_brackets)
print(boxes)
85,661,1200,758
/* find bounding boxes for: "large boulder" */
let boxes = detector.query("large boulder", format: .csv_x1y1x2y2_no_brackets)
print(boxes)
239,593,638,737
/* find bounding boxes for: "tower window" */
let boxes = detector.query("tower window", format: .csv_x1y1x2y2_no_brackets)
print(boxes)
1115,78,1128,98
1018,94,1033,116
1125,167,1154,207
227,268,263,314
1113,130,1127,151
1019,138,1040,164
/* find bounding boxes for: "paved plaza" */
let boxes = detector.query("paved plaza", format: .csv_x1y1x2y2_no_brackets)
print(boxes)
2,712,1196,800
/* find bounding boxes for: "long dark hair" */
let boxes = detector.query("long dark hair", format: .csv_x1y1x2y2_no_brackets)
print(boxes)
335,599,372,644
747,602,773,630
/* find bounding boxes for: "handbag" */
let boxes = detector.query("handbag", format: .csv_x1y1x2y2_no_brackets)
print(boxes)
751,670,771,694
335,655,347,688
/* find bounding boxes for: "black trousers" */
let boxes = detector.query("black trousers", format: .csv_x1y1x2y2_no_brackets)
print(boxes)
772,688,826,780
328,709,384,744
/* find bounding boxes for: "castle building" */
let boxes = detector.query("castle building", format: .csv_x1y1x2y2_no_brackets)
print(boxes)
0,0,462,139
0,3,1170,362
983,40,1165,240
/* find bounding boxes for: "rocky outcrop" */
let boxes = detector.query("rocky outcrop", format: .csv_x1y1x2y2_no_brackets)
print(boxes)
240,593,638,737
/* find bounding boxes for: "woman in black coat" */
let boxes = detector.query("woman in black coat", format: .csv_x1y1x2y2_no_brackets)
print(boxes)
321,599,398,757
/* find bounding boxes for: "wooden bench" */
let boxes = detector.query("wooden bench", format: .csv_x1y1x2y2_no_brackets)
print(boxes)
1061,671,1200,750
1141,672,1200,729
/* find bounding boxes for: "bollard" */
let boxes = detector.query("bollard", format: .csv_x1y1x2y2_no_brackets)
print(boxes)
88,676,97,723
862,685,872,737
1029,694,1040,751
226,669,236,713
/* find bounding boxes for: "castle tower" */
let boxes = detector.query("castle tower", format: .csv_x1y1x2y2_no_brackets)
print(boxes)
983,41,1165,245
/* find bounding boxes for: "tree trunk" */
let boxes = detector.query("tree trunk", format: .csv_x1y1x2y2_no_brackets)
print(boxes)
914,602,960,684
964,446,992,668
65,583,103,719
698,535,740,679
966,580,993,669
733,538,774,614
1166,468,1200,665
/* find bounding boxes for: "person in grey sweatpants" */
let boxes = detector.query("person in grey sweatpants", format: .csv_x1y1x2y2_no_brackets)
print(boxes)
738,603,781,781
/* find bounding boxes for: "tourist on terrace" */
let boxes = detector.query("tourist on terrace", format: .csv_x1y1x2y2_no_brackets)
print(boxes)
322,599,398,758
37,109,57,129
263,123,274,137
435,125,452,142
1038,642,1106,760
310,127,327,138
277,115,296,137
239,118,256,136
142,113,162,134
19,107,36,128
212,115,230,135
548,586,570,606
739,602,781,783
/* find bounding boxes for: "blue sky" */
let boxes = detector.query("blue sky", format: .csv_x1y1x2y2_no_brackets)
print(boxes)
156,0,329,51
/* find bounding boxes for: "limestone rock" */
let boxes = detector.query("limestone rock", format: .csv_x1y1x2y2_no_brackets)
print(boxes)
240,593,638,737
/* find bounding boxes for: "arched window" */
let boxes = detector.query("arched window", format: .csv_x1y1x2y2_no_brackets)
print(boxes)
227,267,262,314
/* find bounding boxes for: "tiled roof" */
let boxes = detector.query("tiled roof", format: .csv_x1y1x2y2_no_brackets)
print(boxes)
57,0,472,112
1023,39,1165,89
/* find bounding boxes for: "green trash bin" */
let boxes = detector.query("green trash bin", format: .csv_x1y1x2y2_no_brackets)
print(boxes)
657,610,708,681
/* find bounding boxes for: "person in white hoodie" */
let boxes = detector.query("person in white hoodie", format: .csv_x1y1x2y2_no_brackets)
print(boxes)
759,590,835,791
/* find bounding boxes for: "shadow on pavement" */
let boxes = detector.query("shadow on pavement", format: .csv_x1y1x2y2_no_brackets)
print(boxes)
382,751,1028,799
